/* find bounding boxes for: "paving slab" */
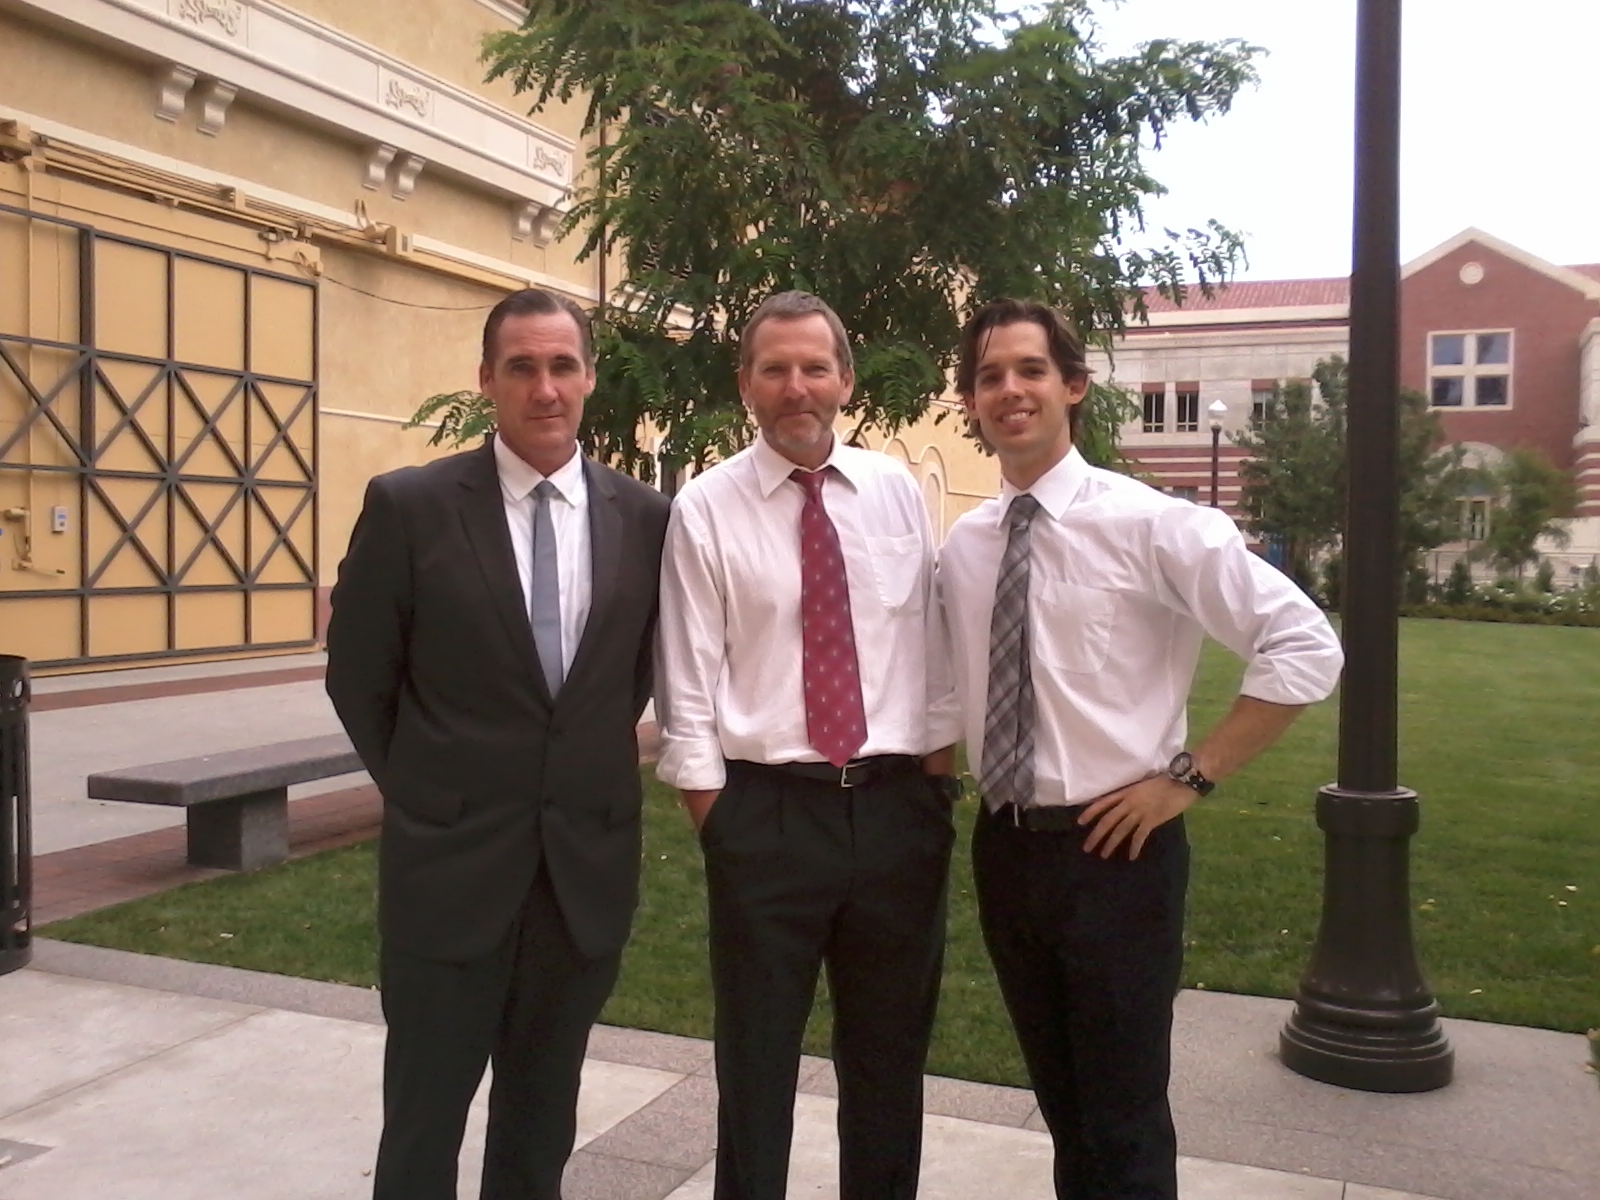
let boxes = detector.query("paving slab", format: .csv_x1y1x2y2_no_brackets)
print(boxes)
0,984,681,1200
0,970,255,1118
1169,988,1600,1200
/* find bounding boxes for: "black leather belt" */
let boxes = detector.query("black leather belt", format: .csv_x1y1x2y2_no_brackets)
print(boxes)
988,801,1088,832
737,755,922,789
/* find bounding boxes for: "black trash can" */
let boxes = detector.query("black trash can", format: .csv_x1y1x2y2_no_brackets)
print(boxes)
1,655,31,975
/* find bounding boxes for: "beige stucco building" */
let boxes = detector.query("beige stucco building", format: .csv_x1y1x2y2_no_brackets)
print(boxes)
0,0,1013,673
0,0,613,670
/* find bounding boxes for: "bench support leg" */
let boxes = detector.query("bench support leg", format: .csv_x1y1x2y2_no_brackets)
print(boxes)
187,788,290,871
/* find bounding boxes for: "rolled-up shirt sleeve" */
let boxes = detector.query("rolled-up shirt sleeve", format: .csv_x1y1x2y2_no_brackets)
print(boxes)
925,550,964,751
654,497,731,791
1150,505,1344,707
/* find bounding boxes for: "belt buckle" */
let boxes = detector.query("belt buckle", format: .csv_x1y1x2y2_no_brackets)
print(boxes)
839,762,855,788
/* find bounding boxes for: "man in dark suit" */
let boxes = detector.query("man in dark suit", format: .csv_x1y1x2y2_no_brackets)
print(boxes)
326,287,671,1200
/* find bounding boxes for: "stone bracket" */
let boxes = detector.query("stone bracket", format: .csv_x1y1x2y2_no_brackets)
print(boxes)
196,79,238,136
513,200,563,247
155,64,198,123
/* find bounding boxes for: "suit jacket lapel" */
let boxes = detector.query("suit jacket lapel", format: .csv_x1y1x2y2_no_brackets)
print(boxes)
565,457,620,689
456,441,551,703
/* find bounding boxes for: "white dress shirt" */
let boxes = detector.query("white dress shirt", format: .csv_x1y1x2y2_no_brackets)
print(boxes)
655,434,963,792
938,447,1344,808
494,435,591,675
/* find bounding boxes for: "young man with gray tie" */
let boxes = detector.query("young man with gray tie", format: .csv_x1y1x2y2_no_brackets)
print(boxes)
938,297,1344,1199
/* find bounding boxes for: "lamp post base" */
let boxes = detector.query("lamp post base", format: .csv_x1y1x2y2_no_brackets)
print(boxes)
1280,1000,1453,1093
1280,784,1454,1094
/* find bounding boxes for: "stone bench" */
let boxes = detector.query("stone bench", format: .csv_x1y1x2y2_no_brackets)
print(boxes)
87,734,365,871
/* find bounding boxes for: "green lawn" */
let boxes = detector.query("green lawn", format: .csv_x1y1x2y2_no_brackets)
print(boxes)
48,619,1600,1088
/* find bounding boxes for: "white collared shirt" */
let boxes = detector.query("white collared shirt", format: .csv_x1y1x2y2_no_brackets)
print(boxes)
494,435,592,675
938,448,1344,808
655,434,963,792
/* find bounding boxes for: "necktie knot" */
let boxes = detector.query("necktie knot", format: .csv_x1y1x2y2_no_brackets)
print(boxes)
1008,493,1041,529
791,467,829,500
534,479,558,502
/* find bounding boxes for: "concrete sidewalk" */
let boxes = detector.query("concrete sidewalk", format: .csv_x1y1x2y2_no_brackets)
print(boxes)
3,941,1596,1200
6,655,1598,1199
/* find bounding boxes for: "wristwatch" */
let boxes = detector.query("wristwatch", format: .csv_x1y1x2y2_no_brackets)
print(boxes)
1167,752,1215,798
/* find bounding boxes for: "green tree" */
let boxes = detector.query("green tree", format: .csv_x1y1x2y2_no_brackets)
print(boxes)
1233,356,1481,594
1472,446,1580,576
416,0,1259,474
1232,362,1345,590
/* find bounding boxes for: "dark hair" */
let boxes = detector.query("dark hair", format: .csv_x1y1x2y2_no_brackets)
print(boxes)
481,288,594,367
956,298,1092,439
739,291,854,374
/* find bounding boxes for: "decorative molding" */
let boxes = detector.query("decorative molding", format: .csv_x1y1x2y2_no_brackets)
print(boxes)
362,142,397,190
380,69,432,121
392,154,426,200
18,0,576,214
177,0,244,38
195,79,237,135
155,63,197,122
1,105,601,303
512,200,562,246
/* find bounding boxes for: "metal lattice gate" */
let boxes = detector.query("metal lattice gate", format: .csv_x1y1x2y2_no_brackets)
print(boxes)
0,201,318,669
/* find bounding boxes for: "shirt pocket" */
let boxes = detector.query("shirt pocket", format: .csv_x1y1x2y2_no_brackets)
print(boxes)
1035,579,1117,674
866,532,925,611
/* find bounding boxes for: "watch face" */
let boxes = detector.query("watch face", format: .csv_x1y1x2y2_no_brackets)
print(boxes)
1169,752,1194,778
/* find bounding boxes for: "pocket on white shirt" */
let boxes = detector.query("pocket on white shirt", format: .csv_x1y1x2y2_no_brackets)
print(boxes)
1035,579,1116,673
866,532,924,610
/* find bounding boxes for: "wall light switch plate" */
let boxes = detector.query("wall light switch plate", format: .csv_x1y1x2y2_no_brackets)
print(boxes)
52,505,68,533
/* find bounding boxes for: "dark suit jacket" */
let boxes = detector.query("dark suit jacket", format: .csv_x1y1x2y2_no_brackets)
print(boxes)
326,440,670,963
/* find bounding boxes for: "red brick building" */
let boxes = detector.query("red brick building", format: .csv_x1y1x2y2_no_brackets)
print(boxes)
1091,229,1600,566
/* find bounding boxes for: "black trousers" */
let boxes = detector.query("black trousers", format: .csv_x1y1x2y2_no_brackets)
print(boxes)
372,865,623,1200
701,760,955,1200
972,805,1190,1200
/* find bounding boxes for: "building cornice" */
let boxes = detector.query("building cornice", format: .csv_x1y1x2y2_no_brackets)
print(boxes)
1130,304,1350,330
9,0,574,227
0,106,599,302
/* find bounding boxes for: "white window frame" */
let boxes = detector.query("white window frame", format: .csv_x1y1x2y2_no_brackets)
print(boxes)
1174,389,1200,434
1141,387,1167,434
1460,497,1491,542
1428,330,1514,410
1250,386,1275,426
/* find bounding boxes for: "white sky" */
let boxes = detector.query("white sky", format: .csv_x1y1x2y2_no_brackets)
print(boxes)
1087,0,1600,281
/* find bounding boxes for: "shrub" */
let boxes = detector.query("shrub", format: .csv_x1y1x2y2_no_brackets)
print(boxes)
1441,559,1474,605
1534,561,1556,593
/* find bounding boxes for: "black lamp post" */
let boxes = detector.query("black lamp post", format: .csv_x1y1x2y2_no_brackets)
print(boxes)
1208,399,1228,507
1278,0,1454,1093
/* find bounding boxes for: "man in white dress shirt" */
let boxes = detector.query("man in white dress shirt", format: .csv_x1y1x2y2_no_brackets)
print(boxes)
655,291,963,1200
938,298,1344,1200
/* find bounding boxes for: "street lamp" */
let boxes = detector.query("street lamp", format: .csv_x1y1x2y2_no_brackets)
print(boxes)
1207,399,1228,508
1278,0,1454,1094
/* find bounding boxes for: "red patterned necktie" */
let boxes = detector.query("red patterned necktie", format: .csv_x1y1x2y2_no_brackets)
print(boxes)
792,468,868,768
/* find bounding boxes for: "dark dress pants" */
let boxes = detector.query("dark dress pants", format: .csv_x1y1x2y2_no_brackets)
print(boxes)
372,865,623,1200
701,760,955,1200
972,805,1189,1200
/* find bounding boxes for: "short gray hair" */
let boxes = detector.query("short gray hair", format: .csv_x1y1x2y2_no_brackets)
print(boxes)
739,291,854,374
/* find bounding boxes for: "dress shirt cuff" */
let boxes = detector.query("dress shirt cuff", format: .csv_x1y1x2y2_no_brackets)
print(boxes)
655,734,728,792
924,697,965,755
1240,644,1345,707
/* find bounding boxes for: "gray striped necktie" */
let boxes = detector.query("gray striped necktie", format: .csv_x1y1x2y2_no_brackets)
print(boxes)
980,494,1041,811
530,479,563,696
